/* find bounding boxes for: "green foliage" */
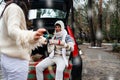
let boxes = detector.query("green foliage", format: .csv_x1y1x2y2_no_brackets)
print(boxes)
76,39,83,45
112,42,120,53
108,17,120,40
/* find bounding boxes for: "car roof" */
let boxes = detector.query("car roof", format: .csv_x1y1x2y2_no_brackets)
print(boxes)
30,0,72,12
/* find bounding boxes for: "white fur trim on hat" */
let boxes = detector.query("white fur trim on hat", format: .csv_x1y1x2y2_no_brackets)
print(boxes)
55,20,65,31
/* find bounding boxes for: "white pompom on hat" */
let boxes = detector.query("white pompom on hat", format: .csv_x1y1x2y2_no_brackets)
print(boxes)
55,20,65,31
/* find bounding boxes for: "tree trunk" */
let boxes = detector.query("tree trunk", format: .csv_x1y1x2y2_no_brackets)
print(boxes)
96,0,103,47
116,0,119,42
88,0,96,46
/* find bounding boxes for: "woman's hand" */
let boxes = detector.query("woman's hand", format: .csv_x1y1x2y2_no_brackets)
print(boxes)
34,28,46,41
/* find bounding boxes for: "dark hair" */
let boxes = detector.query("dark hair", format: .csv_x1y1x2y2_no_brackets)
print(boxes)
0,0,30,27
4,0,11,2
55,23,61,27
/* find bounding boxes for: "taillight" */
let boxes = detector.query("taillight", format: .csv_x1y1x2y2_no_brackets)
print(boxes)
66,26,79,57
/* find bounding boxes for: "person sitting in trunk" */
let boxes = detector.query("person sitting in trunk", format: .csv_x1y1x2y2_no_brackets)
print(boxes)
36,20,74,80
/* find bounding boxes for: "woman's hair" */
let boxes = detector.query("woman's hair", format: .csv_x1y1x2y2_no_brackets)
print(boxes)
4,0,11,2
1,0,31,27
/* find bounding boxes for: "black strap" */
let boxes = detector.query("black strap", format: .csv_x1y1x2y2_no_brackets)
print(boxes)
0,2,12,19
0,0,3,5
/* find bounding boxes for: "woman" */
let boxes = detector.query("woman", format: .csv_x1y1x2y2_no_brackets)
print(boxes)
36,20,74,80
0,0,46,80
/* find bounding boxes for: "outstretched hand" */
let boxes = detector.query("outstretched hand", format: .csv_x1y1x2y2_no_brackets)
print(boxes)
34,28,46,41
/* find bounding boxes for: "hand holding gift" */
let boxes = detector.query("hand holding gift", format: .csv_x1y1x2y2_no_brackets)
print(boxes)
49,39,68,47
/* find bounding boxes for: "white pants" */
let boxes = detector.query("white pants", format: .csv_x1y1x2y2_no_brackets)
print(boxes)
1,54,29,80
36,56,66,80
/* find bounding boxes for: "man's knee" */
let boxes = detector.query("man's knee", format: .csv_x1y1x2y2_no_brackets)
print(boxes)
36,64,44,72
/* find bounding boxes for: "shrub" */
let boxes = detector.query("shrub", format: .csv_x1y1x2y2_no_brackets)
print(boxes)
112,43,120,53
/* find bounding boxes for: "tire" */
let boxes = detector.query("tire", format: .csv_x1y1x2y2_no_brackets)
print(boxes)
70,54,83,80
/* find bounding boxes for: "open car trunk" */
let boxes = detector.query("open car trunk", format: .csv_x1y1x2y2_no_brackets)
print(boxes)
29,0,82,80
29,0,72,33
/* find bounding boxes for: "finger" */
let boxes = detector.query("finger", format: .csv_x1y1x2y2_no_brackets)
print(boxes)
34,36,40,41
37,28,46,33
34,32,42,41
35,32,42,36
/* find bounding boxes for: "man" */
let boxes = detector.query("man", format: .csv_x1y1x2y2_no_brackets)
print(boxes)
36,20,74,80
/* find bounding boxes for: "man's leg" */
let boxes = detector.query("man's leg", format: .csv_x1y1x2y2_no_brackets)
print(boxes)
54,56,66,80
36,57,54,80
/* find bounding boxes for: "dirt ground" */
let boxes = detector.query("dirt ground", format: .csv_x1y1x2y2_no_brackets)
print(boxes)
80,43,120,80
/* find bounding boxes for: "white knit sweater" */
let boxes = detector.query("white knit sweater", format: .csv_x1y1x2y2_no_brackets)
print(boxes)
0,3,45,60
